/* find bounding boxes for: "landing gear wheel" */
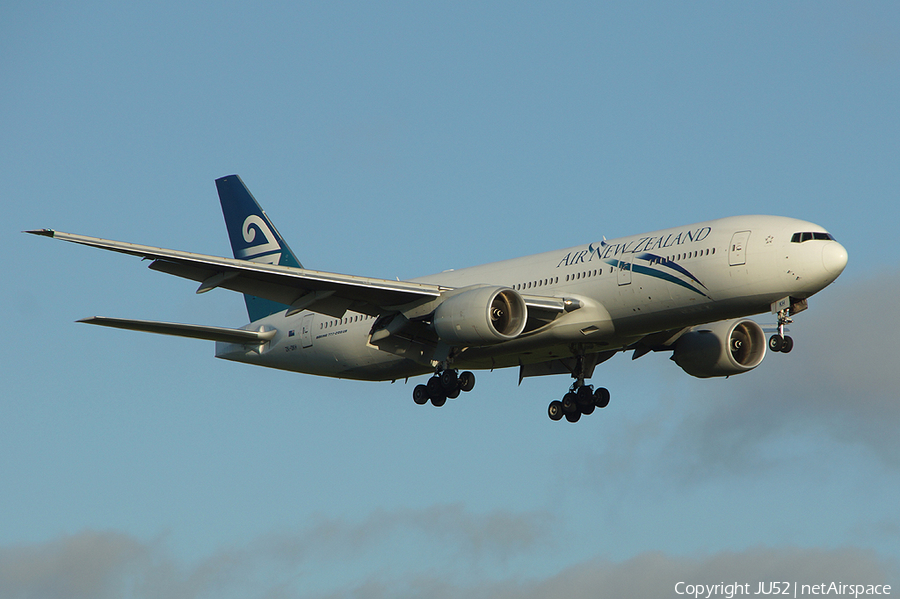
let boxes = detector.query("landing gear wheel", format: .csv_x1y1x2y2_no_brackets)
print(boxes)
576,386,593,403
413,384,429,405
565,410,581,423
426,376,443,397
768,334,784,352
458,371,476,392
781,336,794,353
414,368,474,409
561,392,578,414
548,400,564,421
576,386,595,414
440,369,458,391
594,387,610,408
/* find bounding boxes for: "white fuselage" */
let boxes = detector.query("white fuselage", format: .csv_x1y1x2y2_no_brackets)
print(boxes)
215,215,847,381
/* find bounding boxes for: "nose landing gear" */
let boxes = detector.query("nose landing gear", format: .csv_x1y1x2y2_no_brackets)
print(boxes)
768,307,794,353
413,369,476,407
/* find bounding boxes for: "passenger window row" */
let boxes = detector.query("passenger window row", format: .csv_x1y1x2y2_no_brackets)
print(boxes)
565,269,603,282
649,247,716,265
320,314,372,329
513,277,559,291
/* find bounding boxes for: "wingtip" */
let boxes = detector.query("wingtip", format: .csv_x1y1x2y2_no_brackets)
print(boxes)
24,228,55,237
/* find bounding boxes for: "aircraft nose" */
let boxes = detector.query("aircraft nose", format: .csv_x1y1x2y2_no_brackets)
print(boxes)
822,241,848,275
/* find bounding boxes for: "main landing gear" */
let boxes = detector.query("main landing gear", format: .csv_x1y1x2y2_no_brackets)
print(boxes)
413,369,476,407
547,384,610,422
768,308,794,353
547,353,610,422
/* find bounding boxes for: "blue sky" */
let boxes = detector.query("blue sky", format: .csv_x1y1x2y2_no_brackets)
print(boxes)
3,2,899,597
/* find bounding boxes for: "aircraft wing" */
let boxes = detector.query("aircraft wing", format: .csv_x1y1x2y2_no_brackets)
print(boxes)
27,229,566,318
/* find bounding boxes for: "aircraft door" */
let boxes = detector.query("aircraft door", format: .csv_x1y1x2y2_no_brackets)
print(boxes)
729,231,750,266
616,259,633,286
300,313,314,348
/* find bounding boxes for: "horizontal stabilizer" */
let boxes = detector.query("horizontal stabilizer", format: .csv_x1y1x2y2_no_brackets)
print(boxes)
78,316,276,344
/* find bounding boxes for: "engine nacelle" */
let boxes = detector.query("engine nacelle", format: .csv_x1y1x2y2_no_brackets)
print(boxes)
672,318,766,378
433,286,527,346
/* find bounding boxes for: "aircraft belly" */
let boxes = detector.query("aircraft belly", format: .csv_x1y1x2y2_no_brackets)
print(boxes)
216,317,418,381
455,342,622,371
288,327,400,378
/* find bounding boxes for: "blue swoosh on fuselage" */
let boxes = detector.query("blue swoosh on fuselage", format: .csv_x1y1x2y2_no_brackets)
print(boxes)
632,264,711,298
636,253,708,290
606,255,711,299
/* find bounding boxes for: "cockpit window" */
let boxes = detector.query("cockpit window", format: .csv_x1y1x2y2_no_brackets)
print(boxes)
791,232,835,243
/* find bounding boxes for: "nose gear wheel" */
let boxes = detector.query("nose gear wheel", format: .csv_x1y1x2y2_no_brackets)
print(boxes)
769,307,795,353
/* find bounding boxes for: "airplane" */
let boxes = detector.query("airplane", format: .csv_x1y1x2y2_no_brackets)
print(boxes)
27,175,849,422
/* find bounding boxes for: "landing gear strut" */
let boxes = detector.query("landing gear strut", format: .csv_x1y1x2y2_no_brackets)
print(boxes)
547,353,610,422
768,308,794,353
413,369,476,407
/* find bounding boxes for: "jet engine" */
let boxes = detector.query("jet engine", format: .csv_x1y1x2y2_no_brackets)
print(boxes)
672,318,766,378
433,286,527,345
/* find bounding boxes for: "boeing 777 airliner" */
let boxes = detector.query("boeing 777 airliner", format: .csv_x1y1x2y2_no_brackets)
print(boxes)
28,175,848,421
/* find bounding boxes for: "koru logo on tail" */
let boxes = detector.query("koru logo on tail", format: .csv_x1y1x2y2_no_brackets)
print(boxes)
238,215,282,265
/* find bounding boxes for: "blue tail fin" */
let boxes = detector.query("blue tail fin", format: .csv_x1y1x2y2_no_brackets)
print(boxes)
216,175,303,322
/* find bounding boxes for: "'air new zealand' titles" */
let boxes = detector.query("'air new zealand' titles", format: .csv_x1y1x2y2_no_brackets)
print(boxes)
28,175,848,422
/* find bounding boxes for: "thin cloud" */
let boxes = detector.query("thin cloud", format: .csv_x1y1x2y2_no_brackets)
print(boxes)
330,547,897,599
0,506,552,599
582,269,900,483
254,503,553,566
504,547,897,599
674,268,900,474
2,528,895,599
0,531,151,599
